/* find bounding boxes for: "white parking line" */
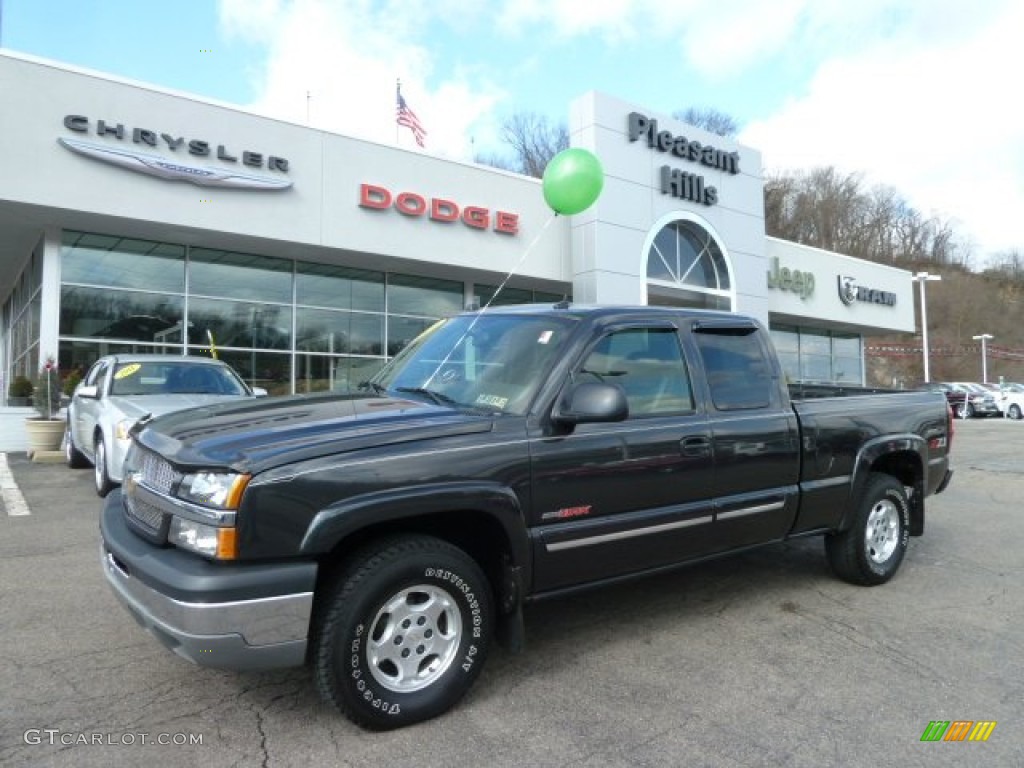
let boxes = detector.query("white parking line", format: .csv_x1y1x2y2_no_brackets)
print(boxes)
0,453,31,516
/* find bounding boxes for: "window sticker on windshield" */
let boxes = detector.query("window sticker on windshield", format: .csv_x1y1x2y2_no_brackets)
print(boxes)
114,364,142,380
538,330,554,345
475,394,509,409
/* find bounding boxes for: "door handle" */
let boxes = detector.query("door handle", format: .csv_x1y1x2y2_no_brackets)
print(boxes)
680,436,711,457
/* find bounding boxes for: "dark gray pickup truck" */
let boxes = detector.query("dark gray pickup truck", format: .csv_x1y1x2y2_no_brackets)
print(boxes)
99,305,953,729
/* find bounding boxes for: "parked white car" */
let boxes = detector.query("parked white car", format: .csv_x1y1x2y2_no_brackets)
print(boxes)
66,355,265,496
993,382,1024,420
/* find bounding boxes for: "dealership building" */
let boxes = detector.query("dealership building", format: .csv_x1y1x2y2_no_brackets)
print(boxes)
1,51,914,401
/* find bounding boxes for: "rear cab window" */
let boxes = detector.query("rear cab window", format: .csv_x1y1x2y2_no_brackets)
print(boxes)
694,324,775,411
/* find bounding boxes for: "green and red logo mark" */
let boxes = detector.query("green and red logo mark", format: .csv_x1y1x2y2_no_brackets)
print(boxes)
920,720,997,742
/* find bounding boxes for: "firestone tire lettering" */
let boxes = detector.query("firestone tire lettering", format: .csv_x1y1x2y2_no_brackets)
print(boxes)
825,473,910,586
312,535,493,730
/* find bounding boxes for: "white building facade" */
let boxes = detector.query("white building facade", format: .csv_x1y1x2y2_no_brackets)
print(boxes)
0,52,913,400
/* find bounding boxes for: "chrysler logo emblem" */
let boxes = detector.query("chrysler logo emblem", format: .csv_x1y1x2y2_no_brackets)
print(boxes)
59,137,293,190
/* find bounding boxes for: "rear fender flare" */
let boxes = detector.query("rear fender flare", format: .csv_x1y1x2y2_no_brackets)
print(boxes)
841,435,925,534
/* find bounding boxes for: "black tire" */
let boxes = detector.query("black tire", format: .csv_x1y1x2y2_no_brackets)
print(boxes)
313,535,493,730
825,473,910,586
94,437,114,497
65,420,88,469
1009,404,1022,421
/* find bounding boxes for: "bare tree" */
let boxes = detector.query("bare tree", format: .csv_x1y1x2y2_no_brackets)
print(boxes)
764,166,968,269
672,107,740,138
476,112,568,178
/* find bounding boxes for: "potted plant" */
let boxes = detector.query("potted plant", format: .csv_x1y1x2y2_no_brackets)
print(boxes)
7,375,33,407
25,356,66,457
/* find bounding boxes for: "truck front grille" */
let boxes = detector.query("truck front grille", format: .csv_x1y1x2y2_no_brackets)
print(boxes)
125,493,166,533
140,450,179,495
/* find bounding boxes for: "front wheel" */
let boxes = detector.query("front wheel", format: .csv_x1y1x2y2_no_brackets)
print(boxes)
825,473,909,586
955,402,972,419
313,535,493,730
94,437,115,497
65,421,88,469
1008,404,1022,421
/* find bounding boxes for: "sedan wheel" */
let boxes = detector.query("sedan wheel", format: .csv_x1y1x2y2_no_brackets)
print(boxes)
94,438,115,497
1009,404,1022,421
65,421,89,468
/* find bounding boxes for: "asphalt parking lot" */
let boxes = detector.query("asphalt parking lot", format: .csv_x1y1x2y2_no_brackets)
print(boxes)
1,419,1021,767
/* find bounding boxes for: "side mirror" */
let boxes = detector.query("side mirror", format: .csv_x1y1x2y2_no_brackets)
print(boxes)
252,387,268,397
553,382,628,425
76,384,99,400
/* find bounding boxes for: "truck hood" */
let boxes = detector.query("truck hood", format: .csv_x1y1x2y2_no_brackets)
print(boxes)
112,393,254,421
134,393,495,474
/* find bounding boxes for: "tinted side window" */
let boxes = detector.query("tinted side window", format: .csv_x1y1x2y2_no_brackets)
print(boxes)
695,327,773,410
579,328,693,417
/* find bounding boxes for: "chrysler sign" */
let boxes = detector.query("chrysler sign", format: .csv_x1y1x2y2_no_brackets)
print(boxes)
59,115,292,190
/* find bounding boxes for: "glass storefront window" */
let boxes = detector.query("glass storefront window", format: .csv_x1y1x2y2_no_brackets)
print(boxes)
296,308,383,355
60,286,184,343
188,297,292,350
387,316,440,357
769,325,864,386
296,263,385,312
51,231,573,397
190,248,293,304
61,231,185,293
295,354,386,394
472,285,570,308
388,274,463,317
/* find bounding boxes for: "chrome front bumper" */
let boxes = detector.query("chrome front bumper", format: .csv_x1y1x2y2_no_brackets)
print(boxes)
102,544,311,670
99,490,315,671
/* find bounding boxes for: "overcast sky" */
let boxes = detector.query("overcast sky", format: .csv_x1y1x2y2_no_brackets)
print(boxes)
4,0,1021,263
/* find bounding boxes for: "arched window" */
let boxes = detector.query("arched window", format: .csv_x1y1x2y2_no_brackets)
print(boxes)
644,215,733,310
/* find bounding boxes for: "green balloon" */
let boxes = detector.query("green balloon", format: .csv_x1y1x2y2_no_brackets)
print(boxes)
542,148,604,215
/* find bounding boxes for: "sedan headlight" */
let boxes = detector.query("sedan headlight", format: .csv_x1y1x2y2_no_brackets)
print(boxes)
177,472,250,509
114,418,136,441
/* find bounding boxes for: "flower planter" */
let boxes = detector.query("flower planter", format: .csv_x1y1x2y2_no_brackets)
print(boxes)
24,418,65,458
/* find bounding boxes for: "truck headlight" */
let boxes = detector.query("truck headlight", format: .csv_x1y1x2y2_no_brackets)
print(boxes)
177,472,250,509
168,516,237,559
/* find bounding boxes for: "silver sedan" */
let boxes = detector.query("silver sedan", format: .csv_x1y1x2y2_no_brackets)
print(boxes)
66,355,265,496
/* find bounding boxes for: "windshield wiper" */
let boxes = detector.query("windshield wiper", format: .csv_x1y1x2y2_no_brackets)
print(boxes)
357,380,388,395
394,387,457,406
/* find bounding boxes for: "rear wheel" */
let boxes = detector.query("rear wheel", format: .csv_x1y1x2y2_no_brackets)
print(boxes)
826,473,909,585
1008,404,1022,420
94,437,114,497
313,535,493,730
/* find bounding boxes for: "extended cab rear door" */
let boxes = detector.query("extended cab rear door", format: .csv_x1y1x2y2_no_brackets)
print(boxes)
689,320,801,549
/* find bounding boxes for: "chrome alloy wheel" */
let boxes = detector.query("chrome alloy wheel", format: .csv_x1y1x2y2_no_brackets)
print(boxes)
366,584,462,693
94,440,107,491
864,499,900,564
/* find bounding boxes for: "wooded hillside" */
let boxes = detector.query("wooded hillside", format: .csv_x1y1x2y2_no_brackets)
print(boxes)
765,168,1024,386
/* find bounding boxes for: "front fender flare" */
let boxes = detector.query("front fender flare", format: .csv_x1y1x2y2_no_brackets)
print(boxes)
299,481,530,571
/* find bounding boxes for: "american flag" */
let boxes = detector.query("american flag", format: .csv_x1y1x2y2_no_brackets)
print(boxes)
396,82,427,147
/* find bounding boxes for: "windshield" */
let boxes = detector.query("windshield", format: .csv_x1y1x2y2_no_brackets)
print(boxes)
110,361,249,396
371,313,576,415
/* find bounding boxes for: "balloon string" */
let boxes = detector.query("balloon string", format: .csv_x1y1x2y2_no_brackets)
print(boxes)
423,212,559,388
